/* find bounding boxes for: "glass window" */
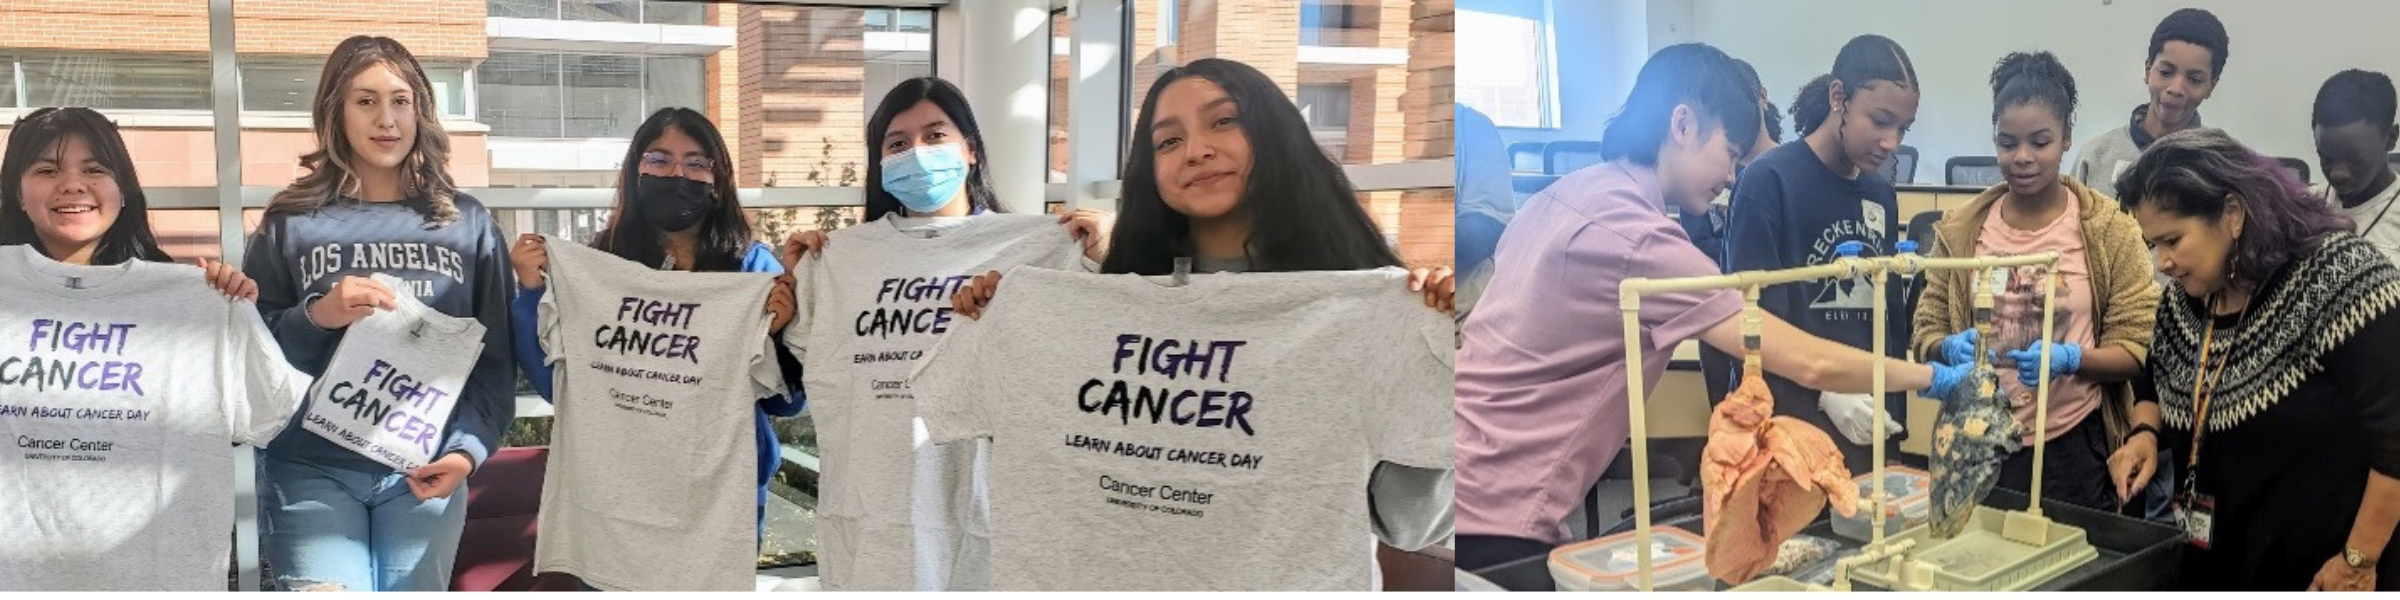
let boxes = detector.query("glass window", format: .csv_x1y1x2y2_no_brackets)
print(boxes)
1297,83,1351,130
561,0,640,23
645,0,705,25
863,8,930,33
492,0,708,25
563,53,644,137
479,52,565,137
241,61,317,113
897,9,932,33
1458,1,1554,128
480,52,696,138
242,59,469,117
645,56,704,115
1159,0,1177,45
488,0,556,19
1,60,17,109
1048,10,1071,185
425,65,470,118
20,54,210,110
1300,0,1372,45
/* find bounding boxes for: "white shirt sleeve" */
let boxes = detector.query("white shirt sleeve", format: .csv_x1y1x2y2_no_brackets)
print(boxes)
747,275,785,400
782,252,828,362
226,298,312,446
1365,288,1456,471
908,298,999,445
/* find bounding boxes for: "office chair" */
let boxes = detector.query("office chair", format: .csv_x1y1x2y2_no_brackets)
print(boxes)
1508,142,1546,174
1946,156,2002,187
1544,140,1606,175
2276,157,2313,185
1877,145,1920,184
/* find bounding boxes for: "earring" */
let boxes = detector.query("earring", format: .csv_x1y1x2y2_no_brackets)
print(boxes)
2227,241,2242,284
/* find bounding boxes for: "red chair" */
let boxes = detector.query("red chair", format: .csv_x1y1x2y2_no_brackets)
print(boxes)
450,446,584,591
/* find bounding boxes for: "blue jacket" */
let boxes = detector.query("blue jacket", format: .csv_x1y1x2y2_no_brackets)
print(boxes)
510,241,806,541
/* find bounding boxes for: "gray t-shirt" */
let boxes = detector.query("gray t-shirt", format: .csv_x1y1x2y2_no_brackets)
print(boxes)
908,267,1454,590
0,246,311,590
533,238,782,591
300,273,486,471
786,214,1084,591
1186,256,1455,553
2316,179,2400,267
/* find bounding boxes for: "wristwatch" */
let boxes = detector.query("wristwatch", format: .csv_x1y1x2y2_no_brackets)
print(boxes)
2345,546,2377,570
2125,423,2161,446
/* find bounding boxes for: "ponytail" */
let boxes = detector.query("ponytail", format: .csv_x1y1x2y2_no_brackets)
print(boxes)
1791,74,1835,138
1792,35,1918,140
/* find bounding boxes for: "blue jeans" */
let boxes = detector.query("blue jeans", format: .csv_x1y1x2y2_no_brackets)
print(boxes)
2144,450,2177,522
257,453,468,592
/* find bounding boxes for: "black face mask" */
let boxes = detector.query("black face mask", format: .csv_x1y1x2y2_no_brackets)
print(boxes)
635,174,712,232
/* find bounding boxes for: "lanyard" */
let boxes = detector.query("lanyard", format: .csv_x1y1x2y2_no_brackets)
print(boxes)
2181,295,2240,499
2363,185,2400,238
2330,183,2400,240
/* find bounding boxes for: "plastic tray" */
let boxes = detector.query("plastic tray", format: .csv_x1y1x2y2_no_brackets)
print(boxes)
1846,505,2099,591
1548,526,1711,591
1832,466,1933,541
1725,575,1824,591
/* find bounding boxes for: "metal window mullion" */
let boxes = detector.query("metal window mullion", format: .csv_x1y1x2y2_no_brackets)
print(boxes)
207,0,258,592
462,59,480,119
555,52,568,138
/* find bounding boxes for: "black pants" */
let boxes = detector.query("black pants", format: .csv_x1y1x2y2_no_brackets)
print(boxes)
1995,410,2131,515
1457,535,1553,573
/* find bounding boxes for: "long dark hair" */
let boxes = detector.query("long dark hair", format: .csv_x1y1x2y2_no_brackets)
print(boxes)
1600,43,1761,165
589,108,751,272
863,77,1003,222
1105,58,1401,275
2112,128,2352,287
1791,34,1918,138
267,35,460,226
0,107,171,265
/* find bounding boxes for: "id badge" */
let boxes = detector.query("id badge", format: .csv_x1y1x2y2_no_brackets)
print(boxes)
2177,493,2215,549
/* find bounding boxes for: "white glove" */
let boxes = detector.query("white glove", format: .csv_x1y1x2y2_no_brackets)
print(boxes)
1819,391,1903,446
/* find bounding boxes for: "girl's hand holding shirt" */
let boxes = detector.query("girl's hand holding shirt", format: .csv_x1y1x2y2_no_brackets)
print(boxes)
952,269,1003,320
1057,208,1115,262
1407,266,1455,314
306,275,399,330
197,257,259,301
512,233,549,289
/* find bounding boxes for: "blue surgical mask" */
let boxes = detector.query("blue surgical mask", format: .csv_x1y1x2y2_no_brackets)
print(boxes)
880,144,970,214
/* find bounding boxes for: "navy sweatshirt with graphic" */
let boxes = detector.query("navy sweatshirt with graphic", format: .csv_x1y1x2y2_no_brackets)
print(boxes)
241,194,518,473
1721,142,1910,474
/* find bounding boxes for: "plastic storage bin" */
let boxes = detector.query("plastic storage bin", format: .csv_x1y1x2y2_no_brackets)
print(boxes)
1847,505,2099,591
1548,526,1711,591
1834,466,1933,541
1455,568,1505,592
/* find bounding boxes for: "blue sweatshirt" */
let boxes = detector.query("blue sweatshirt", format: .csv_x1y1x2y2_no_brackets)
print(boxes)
511,241,806,541
243,194,517,475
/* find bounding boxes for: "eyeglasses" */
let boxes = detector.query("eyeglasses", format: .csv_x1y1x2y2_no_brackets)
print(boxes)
641,151,718,181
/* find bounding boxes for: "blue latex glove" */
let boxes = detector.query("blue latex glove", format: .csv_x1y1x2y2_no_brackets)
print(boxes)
2005,341,2082,388
1922,360,1972,401
1937,329,1979,365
